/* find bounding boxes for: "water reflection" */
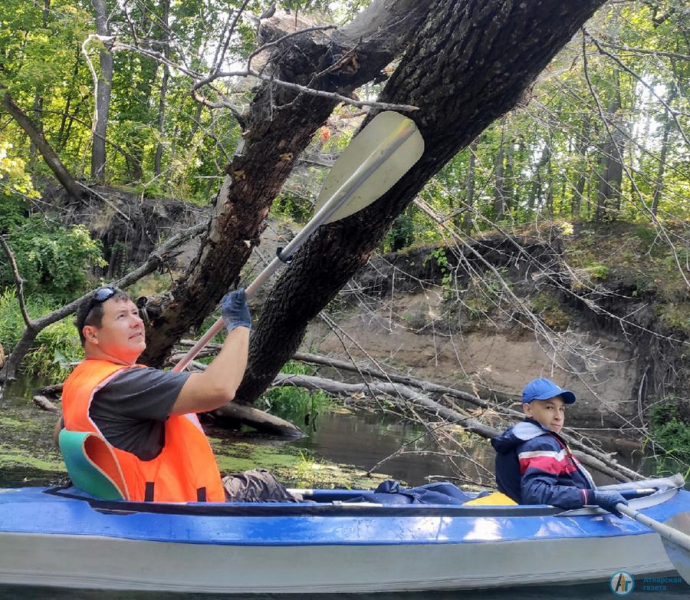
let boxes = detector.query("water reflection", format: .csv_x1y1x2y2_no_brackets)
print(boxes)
291,407,496,486
288,407,646,487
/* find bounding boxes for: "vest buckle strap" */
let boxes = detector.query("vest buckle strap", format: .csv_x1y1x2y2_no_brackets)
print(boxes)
144,482,155,502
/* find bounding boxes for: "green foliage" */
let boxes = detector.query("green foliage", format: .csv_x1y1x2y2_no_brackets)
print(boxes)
0,290,83,380
529,292,573,331
0,142,39,209
257,361,333,426
1,217,106,301
386,210,416,252
649,401,690,469
632,224,658,250
425,246,453,288
458,269,510,323
585,263,610,281
271,191,314,223
0,289,26,350
27,318,83,380
657,303,690,335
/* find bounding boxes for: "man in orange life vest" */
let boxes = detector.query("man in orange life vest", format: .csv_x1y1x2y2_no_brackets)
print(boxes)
59,286,251,503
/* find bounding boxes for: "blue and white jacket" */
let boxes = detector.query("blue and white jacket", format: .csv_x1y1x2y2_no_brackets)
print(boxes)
491,418,596,508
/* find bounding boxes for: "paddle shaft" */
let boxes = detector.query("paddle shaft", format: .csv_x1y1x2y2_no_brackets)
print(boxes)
172,119,418,373
617,503,690,553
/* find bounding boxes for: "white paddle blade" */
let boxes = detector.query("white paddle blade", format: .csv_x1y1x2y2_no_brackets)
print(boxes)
315,111,424,224
662,538,690,584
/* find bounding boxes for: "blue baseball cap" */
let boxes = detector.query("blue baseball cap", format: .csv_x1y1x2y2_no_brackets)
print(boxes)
522,378,576,404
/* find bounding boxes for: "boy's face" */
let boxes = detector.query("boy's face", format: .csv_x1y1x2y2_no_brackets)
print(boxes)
523,395,565,433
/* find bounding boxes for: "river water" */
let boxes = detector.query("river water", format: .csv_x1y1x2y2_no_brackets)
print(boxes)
1,378,687,599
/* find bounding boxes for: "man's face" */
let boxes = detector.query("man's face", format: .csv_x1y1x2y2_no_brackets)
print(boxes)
82,298,146,364
523,396,565,433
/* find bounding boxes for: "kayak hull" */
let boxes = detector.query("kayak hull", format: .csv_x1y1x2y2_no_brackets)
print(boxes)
0,484,687,593
0,530,674,593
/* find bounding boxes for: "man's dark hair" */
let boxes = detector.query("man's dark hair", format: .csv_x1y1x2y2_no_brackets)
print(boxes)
75,287,130,345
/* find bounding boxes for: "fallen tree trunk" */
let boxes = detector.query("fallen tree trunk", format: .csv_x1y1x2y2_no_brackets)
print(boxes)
175,343,519,407
274,373,498,438
292,351,520,409
175,342,644,481
291,352,642,480
211,402,304,438
33,395,59,413
272,372,641,482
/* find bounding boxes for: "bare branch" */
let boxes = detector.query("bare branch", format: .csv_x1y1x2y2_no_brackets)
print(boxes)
76,182,130,221
0,236,33,328
214,0,252,74
0,221,208,382
596,40,690,62
269,372,638,481
113,33,418,116
586,30,689,147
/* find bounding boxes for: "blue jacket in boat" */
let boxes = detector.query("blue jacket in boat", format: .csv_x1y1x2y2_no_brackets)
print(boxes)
491,418,596,508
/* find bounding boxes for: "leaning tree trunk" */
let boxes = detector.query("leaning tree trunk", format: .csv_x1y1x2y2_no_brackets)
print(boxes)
1,91,83,202
235,0,608,406
90,0,113,183
595,69,623,221
493,125,506,220
462,139,478,233
571,115,590,217
651,88,677,216
154,0,171,178
527,144,550,210
140,0,435,366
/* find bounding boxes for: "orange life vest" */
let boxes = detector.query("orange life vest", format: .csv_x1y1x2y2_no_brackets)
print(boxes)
62,359,225,503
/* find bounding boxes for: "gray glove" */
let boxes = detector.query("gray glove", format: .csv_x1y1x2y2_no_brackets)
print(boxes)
221,289,251,333
593,490,628,517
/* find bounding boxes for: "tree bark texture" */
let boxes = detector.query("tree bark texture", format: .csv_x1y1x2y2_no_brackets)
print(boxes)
154,0,170,182
528,144,550,210
140,0,434,366
651,88,677,215
90,0,113,183
462,139,477,233
2,92,83,202
571,115,590,216
595,70,624,220
236,0,608,406
493,126,506,219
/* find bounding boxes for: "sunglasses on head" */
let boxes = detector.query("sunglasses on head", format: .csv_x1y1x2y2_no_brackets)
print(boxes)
82,286,116,316
92,286,116,303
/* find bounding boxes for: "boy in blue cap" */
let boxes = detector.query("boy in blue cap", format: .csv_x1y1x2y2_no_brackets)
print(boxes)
491,377,628,516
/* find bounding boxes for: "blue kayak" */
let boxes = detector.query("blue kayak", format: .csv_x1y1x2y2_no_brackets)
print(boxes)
0,477,688,594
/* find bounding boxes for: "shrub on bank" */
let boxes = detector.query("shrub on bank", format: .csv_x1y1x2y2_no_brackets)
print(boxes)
650,401,690,474
0,290,82,380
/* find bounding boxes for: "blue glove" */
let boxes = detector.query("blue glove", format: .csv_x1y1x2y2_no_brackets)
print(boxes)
593,490,628,517
221,289,251,333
